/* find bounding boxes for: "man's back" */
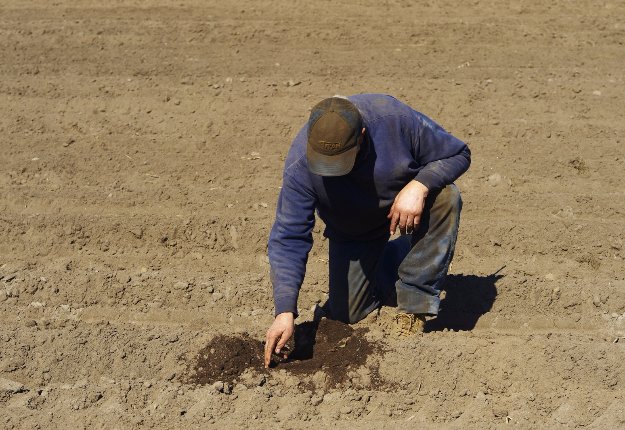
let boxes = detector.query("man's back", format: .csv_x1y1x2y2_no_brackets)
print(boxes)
279,93,470,242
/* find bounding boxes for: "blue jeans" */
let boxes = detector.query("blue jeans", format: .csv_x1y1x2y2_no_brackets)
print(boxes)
327,184,462,324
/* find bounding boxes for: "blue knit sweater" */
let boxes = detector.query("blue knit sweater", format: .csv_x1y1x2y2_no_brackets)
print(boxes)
268,94,471,316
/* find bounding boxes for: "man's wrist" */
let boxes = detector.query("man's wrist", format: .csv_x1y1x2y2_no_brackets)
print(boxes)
276,312,295,319
413,179,429,196
274,299,297,318
413,170,438,193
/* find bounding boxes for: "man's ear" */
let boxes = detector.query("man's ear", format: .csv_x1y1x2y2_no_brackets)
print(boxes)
358,127,366,146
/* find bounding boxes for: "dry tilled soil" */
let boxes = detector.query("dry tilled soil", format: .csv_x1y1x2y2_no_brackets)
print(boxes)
1,0,625,428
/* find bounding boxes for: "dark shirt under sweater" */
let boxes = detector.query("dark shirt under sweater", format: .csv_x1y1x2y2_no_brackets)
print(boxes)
268,94,471,316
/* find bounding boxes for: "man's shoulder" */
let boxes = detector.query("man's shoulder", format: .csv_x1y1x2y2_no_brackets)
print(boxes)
348,94,419,123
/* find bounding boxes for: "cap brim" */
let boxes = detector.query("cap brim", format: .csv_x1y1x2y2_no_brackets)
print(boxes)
306,144,358,177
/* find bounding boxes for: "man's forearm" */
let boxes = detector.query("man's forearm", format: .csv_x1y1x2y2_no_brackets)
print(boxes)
268,172,317,318
414,149,471,192
269,251,306,316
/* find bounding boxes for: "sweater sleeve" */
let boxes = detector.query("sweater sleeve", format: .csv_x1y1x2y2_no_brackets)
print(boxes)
412,114,471,192
268,161,317,317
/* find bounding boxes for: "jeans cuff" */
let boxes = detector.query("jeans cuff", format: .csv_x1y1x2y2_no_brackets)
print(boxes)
395,281,441,315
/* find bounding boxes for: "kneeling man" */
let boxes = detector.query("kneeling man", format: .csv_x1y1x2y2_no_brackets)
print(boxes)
264,94,471,367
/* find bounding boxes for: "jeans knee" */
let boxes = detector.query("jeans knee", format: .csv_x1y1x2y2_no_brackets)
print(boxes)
439,184,462,214
449,183,462,207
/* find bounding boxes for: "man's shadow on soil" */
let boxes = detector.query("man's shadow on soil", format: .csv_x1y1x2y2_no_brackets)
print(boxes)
423,272,502,332
287,271,502,362
287,321,319,361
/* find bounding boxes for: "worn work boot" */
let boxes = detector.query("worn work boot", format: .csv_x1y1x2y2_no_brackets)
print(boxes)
387,312,426,338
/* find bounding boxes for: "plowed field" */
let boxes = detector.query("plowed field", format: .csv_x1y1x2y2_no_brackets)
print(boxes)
1,0,624,428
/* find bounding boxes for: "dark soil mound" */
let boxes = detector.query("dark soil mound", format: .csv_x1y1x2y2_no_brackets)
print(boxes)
285,319,377,387
188,334,265,385
187,319,379,387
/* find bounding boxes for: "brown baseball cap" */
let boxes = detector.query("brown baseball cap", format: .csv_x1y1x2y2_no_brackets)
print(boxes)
306,97,363,176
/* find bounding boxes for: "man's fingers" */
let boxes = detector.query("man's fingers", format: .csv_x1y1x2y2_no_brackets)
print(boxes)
398,213,409,235
413,214,421,231
387,202,396,219
387,204,397,233
275,333,289,355
264,331,278,368
264,340,273,367
264,312,294,368
405,215,414,234
389,210,400,234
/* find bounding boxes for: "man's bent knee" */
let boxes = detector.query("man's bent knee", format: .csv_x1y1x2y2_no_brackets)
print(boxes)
438,183,462,212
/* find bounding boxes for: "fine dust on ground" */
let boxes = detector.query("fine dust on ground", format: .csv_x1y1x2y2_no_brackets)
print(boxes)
2,0,625,428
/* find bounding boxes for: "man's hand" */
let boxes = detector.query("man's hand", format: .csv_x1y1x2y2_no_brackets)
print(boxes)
388,180,429,235
264,312,295,368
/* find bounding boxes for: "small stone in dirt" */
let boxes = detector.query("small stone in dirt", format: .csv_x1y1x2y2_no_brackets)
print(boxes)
116,273,131,284
129,228,143,239
212,381,224,392
63,138,75,147
311,395,323,406
24,319,37,328
173,281,188,290
234,383,247,392
88,393,103,404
